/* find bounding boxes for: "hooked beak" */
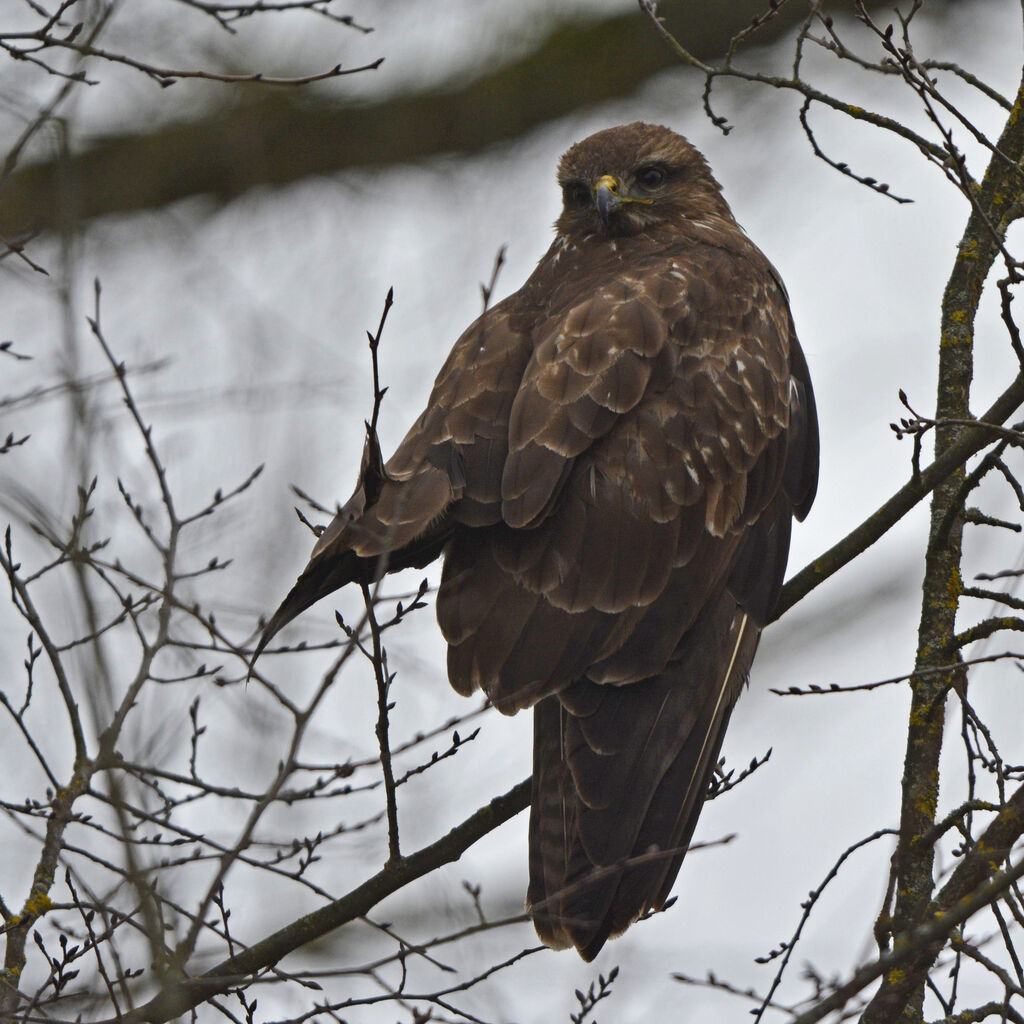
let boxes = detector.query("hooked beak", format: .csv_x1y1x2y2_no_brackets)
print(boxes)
594,174,622,225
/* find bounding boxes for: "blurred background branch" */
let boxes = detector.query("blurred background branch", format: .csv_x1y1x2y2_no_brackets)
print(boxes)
0,0,917,237
3,0,1024,1022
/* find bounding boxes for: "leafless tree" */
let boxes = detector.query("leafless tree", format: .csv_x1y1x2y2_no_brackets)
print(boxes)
2,2,1024,1022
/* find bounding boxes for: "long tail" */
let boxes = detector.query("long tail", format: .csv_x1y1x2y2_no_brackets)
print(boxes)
526,593,759,961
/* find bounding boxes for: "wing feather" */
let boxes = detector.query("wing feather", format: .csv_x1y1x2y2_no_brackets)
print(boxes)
438,248,800,705
501,285,668,529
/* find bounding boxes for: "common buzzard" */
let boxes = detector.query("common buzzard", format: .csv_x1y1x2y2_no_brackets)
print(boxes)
256,122,819,960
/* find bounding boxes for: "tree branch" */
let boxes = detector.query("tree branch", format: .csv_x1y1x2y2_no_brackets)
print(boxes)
101,779,531,1024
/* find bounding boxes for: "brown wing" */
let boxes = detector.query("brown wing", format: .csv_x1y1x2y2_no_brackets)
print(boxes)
437,244,802,711
254,295,532,652
433,244,817,957
500,274,674,529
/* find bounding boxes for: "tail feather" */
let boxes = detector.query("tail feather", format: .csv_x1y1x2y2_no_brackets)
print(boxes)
526,593,759,960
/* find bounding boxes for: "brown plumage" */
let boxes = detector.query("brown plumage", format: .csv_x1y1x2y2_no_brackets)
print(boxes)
256,122,819,960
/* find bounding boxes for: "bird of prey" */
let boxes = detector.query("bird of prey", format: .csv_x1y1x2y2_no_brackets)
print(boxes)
256,122,818,961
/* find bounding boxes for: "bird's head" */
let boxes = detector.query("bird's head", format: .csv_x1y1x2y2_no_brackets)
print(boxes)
555,122,732,240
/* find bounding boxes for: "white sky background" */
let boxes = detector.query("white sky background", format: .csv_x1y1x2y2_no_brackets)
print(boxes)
2,1,1024,1021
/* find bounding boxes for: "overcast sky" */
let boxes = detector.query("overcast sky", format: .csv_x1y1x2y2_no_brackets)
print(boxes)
2,2,1024,1020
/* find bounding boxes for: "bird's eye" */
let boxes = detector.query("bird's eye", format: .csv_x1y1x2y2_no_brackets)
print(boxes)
562,181,590,208
635,165,667,190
